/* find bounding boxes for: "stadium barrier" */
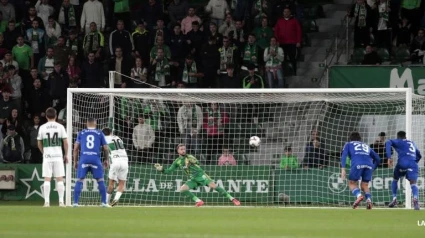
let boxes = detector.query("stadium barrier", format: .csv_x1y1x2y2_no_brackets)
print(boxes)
0,164,412,205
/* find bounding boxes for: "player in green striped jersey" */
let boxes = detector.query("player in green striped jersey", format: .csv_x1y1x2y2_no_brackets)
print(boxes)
155,144,241,207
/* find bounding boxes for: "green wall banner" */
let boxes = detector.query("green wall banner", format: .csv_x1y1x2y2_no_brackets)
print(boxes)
329,66,425,95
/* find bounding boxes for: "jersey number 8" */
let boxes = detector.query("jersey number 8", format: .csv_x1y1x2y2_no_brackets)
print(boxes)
86,135,95,149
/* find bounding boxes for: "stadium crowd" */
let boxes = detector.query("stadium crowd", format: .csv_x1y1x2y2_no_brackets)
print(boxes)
0,0,307,164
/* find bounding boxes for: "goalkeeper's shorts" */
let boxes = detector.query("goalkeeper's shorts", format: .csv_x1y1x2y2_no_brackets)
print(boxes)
185,174,214,189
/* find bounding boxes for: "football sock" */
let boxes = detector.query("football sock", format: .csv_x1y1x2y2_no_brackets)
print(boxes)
182,190,200,202
43,181,51,204
411,184,419,200
106,193,111,203
114,192,122,201
98,181,107,204
215,187,234,200
365,192,371,201
57,181,65,204
74,181,83,204
391,180,398,199
351,188,361,198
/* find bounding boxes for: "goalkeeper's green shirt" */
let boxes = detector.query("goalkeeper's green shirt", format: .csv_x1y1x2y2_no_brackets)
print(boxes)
162,155,205,179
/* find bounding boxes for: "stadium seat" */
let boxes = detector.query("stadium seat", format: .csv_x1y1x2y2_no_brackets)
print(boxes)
302,19,319,33
392,47,411,64
351,47,366,64
377,48,390,62
302,33,311,47
283,61,294,77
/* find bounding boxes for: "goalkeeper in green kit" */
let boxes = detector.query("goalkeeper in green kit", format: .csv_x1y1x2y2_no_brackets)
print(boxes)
154,144,241,207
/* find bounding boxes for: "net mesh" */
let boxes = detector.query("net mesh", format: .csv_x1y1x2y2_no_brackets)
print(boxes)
68,88,425,207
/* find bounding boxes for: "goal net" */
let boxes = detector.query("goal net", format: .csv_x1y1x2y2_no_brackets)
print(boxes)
65,86,425,208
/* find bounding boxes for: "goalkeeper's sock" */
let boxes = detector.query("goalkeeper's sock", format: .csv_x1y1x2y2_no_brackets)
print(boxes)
391,180,398,200
351,188,361,198
98,181,107,204
411,184,419,200
215,187,234,201
43,181,51,204
106,193,111,203
74,181,83,204
114,192,122,201
181,190,200,202
364,192,371,201
56,181,65,204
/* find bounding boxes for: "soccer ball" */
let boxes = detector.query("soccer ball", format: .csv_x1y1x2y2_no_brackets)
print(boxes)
249,136,261,147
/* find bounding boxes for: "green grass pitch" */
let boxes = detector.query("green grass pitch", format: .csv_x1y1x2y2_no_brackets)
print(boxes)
1,205,424,238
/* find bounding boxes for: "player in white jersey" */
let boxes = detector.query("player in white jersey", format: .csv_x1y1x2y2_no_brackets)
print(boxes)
103,128,129,206
37,108,69,207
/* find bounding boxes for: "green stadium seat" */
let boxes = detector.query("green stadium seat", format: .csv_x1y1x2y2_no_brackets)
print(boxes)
302,19,319,33
392,47,411,63
377,48,390,62
351,47,366,64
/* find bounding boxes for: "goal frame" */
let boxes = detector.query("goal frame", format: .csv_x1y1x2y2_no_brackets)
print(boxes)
65,87,413,208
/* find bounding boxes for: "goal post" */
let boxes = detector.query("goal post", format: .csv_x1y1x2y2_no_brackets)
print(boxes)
65,88,423,208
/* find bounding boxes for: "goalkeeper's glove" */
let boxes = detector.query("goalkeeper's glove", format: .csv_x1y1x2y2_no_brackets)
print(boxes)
154,163,163,172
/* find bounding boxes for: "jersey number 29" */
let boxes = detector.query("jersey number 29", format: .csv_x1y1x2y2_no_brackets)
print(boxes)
354,143,369,153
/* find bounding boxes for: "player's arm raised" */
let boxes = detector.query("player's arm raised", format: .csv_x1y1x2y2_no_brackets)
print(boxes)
155,160,177,174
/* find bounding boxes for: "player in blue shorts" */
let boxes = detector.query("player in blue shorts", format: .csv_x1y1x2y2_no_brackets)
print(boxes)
73,118,110,207
386,131,422,210
341,132,381,209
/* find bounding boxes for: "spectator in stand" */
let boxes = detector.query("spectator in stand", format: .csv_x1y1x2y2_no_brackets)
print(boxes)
132,21,150,66
220,63,239,88
169,24,186,67
150,48,170,87
0,34,7,59
83,22,104,59
400,0,422,31
0,88,17,132
280,146,299,169
67,55,80,86
109,20,134,57
375,0,391,51
254,17,274,51
186,21,205,63
65,31,81,61
0,0,15,21
168,0,189,29
205,0,229,27
303,138,326,169
37,47,55,82
47,62,69,110
54,36,71,69
180,54,203,88
58,0,78,35
130,57,148,88
219,13,235,37
109,47,132,88
2,108,24,137
370,132,391,168
410,29,425,63
242,63,264,88
181,6,201,35
150,35,171,63
45,16,61,47
227,19,244,51
361,45,382,65
217,148,237,166
207,22,223,47
177,103,203,155
22,6,44,33
218,36,239,75
242,33,261,70
113,0,131,32
81,52,103,88
274,7,301,76
272,0,296,26
7,66,22,110
252,0,269,28
1,51,19,70
0,124,24,163
80,0,105,33
12,36,33,75
28,114,42,163
203,102,229,156
264,37,284,88
132,114,155,163
26,20,45,66
348,0,374,47
139,0,163,30
394,17,412,47
151,18,170,45
27,78,50,119
201,36,220,88
305,129,320,153
35,0,54,27
3,21,20,50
